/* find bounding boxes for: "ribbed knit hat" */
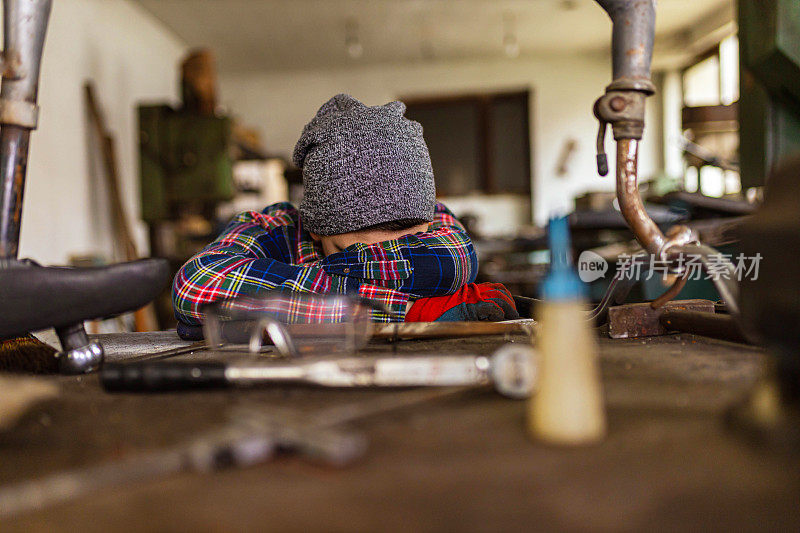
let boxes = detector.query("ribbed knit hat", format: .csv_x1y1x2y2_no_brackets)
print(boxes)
292,94,435,236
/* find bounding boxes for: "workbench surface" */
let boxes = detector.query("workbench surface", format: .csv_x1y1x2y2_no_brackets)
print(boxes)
1,332,798,531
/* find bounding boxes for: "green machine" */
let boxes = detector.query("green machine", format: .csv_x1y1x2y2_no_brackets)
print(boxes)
138,105,235,223
137,104,235,328
738,0,800,188
136,50,238,327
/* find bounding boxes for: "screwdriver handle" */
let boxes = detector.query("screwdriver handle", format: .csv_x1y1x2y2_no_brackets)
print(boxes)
101,362,228,392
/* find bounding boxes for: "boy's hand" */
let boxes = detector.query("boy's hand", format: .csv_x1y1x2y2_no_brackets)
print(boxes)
405,283,519,322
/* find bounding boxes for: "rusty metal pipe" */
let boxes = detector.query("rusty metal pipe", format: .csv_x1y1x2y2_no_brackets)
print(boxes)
0,127,29,258
0,0,52,259
595,0,656,94
650,273,689,310
615,141,740,314
660,309,750,344
595,0,678,256
593,0,739,315
616,139,667,255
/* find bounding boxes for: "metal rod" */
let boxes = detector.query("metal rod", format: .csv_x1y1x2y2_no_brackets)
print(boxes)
650,274,689,310
660,309,750,344
101,345,538,399
616,139,667,256
0,127,29,257
671,243,741,317
595,0,656,93
0,0,52,259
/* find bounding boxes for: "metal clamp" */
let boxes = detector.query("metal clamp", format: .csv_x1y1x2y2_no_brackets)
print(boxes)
248,317,298,357
0,98,39,129
0,48,25,80
659,224,698,259
593,90,647,141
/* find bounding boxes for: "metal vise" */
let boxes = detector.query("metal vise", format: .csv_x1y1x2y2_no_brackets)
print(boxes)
0,0,170,374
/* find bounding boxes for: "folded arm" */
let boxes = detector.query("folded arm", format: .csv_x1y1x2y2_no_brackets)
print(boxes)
173,202,476,325
172,206,409,324
320,202,478,298
172,212,336,325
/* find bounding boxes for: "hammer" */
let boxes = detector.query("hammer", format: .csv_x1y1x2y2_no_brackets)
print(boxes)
608,299,750,344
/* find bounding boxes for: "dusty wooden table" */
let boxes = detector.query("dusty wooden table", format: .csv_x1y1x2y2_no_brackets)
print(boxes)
1,331,798,531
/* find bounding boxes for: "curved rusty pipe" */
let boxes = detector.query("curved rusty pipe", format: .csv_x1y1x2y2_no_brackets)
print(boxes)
615,139,741,316
595,1,686,257
614,139,746,316
616,139,666,255
595,0,737,314
616,139,697,258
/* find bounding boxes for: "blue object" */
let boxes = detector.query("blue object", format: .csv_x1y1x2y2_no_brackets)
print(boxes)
540,216,587,301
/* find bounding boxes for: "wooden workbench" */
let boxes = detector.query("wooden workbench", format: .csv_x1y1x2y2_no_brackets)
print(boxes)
1,331,798,531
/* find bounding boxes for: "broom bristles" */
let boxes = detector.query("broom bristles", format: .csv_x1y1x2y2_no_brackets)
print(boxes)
0,335,59,373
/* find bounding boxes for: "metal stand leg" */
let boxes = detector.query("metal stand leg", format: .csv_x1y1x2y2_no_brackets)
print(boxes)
54,323,104,375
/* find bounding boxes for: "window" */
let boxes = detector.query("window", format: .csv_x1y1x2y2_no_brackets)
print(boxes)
681,35,740,197
404,91,531,197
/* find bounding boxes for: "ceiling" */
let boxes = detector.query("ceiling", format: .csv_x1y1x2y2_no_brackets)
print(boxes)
134,0,733,73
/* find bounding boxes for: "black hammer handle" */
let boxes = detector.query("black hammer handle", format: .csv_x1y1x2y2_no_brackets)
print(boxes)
101,362,229,392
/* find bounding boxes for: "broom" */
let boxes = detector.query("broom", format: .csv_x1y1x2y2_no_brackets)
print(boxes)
0,335,59,374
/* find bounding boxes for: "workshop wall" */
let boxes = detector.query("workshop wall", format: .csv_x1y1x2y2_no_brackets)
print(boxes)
220,54,661,228
18,0,186,264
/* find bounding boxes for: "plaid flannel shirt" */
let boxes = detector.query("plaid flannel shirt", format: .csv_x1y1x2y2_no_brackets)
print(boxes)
173,202,477,324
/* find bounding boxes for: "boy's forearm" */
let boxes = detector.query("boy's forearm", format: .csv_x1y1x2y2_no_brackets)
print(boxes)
172,254,336,324
319,226,478,299
172,201,472,324
399,231,477,297
408,202,478,293
173,253,409,324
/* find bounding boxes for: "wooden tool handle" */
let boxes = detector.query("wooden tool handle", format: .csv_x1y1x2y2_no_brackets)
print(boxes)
371,320,536,339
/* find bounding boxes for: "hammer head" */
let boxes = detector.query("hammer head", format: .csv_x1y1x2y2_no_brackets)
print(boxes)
608,299,715,339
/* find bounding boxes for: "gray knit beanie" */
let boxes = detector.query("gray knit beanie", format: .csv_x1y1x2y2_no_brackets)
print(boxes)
292,94,435,236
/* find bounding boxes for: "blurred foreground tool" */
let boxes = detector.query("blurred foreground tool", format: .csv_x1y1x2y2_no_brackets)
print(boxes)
0,0,169,374
528,217,606,445
608,299,750,344
100,344,538,399
0,388,465,518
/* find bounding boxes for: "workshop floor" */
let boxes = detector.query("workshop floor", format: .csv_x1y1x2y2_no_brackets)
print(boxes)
1,332,798,532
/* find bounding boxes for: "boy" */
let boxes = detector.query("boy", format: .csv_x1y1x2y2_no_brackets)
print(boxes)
173,94,517,327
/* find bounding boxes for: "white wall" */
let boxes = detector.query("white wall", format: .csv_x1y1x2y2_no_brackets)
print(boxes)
662,70,685,179
18,0,186,264
219,54,662,227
